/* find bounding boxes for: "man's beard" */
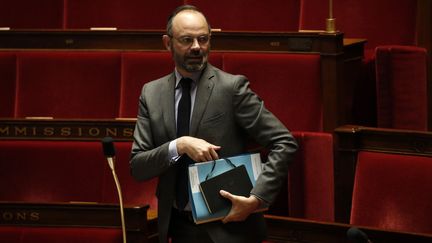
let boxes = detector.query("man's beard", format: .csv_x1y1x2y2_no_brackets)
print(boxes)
183,57,207,72
173,49,208,73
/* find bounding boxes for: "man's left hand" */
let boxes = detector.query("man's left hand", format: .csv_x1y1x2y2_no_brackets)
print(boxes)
219,190,261,223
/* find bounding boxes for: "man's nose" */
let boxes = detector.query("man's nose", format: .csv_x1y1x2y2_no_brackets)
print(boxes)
190,38,201,49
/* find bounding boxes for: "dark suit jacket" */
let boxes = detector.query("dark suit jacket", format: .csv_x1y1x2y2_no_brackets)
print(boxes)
130,64,298,243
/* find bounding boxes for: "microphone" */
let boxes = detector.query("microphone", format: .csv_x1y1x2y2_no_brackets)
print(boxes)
102,136,116,170
347,227,373,243
101,137,127,243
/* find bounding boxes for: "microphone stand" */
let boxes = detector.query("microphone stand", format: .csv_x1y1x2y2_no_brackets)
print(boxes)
107,156,127,243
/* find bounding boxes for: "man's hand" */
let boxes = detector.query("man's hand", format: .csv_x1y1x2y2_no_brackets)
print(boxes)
177,136,221,162
219,190,261,223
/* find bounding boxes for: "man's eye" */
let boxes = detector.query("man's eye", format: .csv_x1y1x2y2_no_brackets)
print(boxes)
181,37,193,44
198,36,209,43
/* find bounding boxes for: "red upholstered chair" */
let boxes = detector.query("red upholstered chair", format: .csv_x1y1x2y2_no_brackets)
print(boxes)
101,141,158,210
375,45,428,131
269,131,334,222
290,131,334,221
0,0,63,29
15,51,121,119
65,0,182,29
0,141,109,203
0,52,16,117
0,226,122,243
119,51,223,118
0,140,157,210
223,52,322,132
0,140,156,243
350,151,432,234
187,0,300,31
119,51,173,118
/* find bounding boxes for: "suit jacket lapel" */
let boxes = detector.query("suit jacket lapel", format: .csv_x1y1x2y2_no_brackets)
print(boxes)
190,65,215,136
162,73,177,140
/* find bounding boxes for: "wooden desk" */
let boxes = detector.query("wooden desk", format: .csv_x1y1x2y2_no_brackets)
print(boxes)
0,30,352,53
0,202,157,243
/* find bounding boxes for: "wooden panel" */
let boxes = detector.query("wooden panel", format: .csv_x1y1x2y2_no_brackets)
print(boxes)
0,118,135,141
0,202,155,243
265,215,432,243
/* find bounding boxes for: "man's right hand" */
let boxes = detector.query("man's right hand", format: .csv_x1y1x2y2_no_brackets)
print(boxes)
176,136,221,162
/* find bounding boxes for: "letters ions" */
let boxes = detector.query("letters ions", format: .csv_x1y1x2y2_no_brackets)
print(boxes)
1,211,40,222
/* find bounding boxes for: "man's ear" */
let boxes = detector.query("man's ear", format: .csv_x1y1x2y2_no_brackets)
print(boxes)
162,35,171,52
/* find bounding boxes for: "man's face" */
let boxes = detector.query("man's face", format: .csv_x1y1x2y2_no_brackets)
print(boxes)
167,11,210,75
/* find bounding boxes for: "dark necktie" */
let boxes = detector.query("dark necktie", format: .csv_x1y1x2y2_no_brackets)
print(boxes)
176,78,192,210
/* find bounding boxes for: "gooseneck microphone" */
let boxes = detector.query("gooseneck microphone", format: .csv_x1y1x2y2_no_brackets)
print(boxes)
347,227,373,243
101,137,127,243
102,136,116,170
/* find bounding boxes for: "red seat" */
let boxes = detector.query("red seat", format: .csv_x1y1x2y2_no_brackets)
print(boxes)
0,141,109,203
375,45,428,131
65,0,182,29
0,52,16,117
0,140,157,210
15,51,121,119
0,226,122,243
0,0,63,29
269,131,334,222
223,52,322,131
350,151,432,234
188,0,300,31
119,52,173,118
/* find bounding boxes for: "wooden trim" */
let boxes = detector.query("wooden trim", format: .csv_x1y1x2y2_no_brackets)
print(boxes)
0,118,135,141
265,214,432,243
416,0,432,130
0,30,342,52
0,202,156,243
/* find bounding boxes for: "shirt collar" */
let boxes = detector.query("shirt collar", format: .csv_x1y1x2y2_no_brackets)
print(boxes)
174,68,200,89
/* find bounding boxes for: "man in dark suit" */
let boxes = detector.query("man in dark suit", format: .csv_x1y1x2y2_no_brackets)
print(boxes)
130,5,298,243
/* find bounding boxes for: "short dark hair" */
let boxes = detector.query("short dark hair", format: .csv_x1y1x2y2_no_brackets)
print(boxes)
166,5,211,36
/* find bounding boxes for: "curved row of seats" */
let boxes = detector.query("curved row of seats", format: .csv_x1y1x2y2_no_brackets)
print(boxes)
0,50,323,132
0,0,419,50
0,131,334,222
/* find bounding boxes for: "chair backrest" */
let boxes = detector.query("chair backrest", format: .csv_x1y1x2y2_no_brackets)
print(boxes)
0,140,158,210
350,151,432,234
0,52,16,117
64,0,182,29
0,0,64,29
187,0,300,31
269,131,334,222
223,52,323,132
375,45,428,131
15,51,121,119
